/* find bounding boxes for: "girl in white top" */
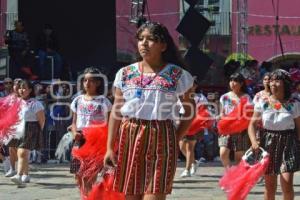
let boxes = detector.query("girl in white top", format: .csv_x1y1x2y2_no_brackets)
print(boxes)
10,80,45,186
218,73,252,169
253,72,271,105
253,72,271,140
70,67,112,194
179,85,208,178
104,22,195,200
248,69,300,200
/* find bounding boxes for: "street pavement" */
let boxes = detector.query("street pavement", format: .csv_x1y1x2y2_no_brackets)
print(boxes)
1,161,300,200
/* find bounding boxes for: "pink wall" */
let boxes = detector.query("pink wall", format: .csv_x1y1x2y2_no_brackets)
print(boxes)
0,0,7,46
116,0,180,60
232,0,300,62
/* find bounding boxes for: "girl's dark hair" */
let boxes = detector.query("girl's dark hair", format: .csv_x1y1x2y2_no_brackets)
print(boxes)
82,67,104,95
135,21,187,68
270,69,292,100
262,72,271,90
263,72,271,79
229,73,248,93
20,79,35,98
13,78,22,86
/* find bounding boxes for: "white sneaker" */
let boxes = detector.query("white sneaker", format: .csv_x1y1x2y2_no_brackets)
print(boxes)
213,156,221,162
190,163,198,175
21,175,30,183
5,169,17,177
11,174,22,185
180,169,191,178
198,157,206,164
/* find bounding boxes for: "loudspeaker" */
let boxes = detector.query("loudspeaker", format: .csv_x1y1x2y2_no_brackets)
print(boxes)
176,7,211,46
184,46,213,80
184,0,199,6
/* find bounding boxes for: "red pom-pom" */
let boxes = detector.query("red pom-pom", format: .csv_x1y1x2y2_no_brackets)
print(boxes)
0,95,23,143
87,171,125,200
72,124,108,178
219,155,269,200
72,124,109,197
217,97,253,135
186,105,214,135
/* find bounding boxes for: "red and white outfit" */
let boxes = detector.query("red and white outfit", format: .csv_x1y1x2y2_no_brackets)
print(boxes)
113,62,193,195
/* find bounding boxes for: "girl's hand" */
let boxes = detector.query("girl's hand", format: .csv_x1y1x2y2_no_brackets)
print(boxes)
251,140,260,150
74,132,83,141
104,149,117,168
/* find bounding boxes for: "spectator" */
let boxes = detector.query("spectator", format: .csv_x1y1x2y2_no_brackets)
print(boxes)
259,61,273,79
292,81,300,102
240,60,259,86
289,62,300,82
223,60,240,80
4,21,30,78
36,24,62,79
0,77,13,97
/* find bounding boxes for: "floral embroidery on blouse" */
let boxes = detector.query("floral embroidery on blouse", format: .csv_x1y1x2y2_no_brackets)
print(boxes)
76,97,105,116
121,64,183,92
262,98,295,112
222,94,237,106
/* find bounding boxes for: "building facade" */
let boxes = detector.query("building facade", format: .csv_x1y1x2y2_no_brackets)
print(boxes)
232,0,300,65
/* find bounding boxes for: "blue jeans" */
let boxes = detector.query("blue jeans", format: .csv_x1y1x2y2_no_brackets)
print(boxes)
38,50,62,79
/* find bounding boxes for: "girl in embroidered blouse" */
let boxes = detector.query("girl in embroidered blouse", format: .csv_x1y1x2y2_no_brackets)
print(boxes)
248,69,300,200
70,67,112,194
218,73,252,168
104,22,195,200
253,72,271,105
10,80,45,186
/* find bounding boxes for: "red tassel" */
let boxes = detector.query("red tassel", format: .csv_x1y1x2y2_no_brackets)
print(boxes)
72,125,125,199
72,125,108,190
87,171,125,200
217,97,253,135
220,154,270,200
0,95,23,142
186,105,214,135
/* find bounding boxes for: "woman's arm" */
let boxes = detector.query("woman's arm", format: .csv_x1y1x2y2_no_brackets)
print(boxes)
104,88,124,167
248,111,261,149
36,110,46,130
70,112,81,140
176,88,196,140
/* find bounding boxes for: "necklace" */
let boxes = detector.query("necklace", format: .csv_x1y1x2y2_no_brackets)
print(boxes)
135,62,167,98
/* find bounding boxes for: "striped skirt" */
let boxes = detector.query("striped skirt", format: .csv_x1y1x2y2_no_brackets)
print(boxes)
218,130,251,152
113,118,177,195
260,129,300,175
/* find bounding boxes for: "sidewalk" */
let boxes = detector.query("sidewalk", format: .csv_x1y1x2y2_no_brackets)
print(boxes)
0,161,300,200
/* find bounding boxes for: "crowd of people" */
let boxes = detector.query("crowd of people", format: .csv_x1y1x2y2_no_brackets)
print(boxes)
4,20,67,80
0,21,300,200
